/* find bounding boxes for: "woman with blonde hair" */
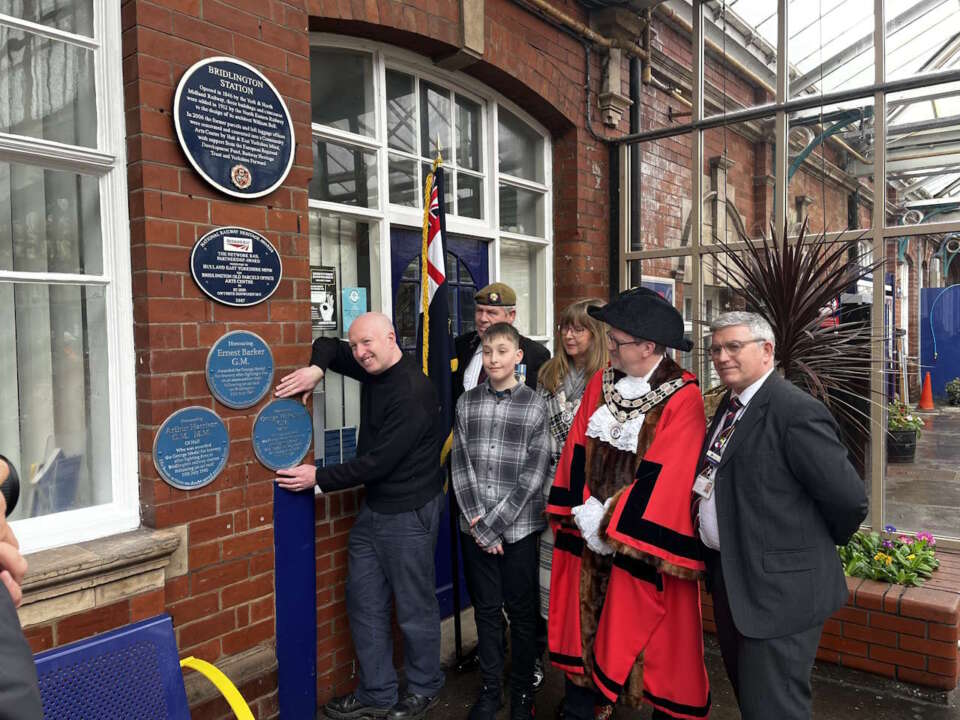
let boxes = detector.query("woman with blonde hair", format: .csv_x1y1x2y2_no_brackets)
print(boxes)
533,297,608,692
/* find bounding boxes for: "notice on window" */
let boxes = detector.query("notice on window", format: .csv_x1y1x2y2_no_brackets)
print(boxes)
311,266,338,331
342,287,367,335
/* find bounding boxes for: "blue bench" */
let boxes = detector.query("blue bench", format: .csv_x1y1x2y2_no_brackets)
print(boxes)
34,614,253,719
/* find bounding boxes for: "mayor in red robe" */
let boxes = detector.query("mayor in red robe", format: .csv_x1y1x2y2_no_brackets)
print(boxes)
546,288,710,720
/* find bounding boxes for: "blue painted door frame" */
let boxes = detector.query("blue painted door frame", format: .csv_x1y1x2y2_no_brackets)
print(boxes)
390,228,488,617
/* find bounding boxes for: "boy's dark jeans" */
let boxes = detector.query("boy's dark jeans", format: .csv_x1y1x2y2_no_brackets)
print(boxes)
461,531,539,696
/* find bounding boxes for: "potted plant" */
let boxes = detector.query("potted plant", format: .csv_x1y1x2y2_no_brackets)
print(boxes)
887,400,924,463
946,377,960,407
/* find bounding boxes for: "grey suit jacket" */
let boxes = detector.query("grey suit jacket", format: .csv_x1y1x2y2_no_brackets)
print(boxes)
705,372,868,639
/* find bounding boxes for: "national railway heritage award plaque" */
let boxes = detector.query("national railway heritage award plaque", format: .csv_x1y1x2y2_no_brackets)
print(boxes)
174,56,294,199
153,407,230,491
190,227,282,306
206,330,275,409
252,399,313,471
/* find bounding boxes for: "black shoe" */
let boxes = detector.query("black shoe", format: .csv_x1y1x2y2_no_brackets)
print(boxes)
468,683,503,720
532,657,545,692
324,692,391,719
510,690,535,720
386,692,439,720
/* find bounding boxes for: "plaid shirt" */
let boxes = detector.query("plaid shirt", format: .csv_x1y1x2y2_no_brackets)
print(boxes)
452,380,550,548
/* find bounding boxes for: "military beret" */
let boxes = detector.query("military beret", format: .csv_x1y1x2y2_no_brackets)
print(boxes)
475,282,516,307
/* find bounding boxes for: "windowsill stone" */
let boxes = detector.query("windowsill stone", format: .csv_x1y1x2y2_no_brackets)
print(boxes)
18,527,181,628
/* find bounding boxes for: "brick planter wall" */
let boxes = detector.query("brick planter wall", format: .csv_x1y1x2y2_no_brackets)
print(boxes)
702,576,960,691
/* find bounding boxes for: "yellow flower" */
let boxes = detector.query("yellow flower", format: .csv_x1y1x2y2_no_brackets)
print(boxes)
886,556,893,566
907,554,916,561
874,552,887,563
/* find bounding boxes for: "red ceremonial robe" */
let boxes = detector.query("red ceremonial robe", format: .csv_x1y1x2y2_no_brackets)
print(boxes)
546,357,710,718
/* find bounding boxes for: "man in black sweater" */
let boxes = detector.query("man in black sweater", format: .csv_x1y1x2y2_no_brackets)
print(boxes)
275,312,444,720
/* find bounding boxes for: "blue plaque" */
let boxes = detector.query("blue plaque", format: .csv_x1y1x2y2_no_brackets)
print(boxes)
191,227,282,306
174,56,294,198
206,330,274,409
153,407,229,491
253,399,313,470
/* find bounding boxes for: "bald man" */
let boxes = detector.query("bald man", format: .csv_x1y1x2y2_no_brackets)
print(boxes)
276,312,445,720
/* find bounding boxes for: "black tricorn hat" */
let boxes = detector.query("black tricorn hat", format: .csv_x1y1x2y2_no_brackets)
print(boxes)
588,287,693,352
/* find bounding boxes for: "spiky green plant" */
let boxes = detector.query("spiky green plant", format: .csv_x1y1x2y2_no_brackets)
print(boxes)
716,218,885,466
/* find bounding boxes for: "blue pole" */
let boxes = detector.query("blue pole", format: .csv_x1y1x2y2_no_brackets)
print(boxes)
274,483,317,718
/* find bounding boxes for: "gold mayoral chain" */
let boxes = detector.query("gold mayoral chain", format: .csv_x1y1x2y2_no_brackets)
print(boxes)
601,368,688,438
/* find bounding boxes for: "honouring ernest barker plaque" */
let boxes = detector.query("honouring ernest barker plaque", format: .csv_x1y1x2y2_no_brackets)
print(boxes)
153,407,230,491
252,399,313,471
191,227,282,306
206,330,275,409
174,56,294,198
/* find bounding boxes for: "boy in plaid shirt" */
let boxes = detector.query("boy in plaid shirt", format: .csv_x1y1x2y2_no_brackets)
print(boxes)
452,322,551,720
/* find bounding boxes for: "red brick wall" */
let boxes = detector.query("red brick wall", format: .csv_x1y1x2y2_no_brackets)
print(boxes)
702,578,960,691
20,1,311,717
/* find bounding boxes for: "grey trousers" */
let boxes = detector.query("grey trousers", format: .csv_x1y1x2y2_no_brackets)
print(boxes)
346,494,445,707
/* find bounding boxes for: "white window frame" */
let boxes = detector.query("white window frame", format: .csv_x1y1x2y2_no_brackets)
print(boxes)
309,35,554,347
0,4,137,552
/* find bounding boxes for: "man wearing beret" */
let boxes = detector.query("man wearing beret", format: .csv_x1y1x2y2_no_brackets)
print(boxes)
454,283,551,402
546,288,710,720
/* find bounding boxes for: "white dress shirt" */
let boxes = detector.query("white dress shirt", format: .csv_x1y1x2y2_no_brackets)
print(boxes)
698,367,775,550
463,345,484,391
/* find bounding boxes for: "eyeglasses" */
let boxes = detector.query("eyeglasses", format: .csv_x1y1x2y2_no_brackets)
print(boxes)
708,338,765,358
560,325,589,336
606,331,644,350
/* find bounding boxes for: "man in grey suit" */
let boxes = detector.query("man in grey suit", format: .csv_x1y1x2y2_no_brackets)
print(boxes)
695,312,867,719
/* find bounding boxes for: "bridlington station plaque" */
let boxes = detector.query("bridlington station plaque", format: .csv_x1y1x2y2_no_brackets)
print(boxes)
206,330,275,409
174,56,294,199
153,407,230,491
252,399,313,471
191,227,282,306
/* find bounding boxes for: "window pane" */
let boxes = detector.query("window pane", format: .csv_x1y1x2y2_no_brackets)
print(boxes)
0,26,96,147
308,211,381,435
457,171,483,219
500,238,546,336
885,0,960,83
499,184,544,237
787,97,875,235
388,155,417,207
386,70,416,153
310,49,375,137
422,162,452,215
885,82,960,227
883,233,956,539
311,139,378,208
628,256,694,373
702,1,776,117
456,95,481,171
420,81,451,162
498,108,543,182
702,119,778,243
632,133,692,251
0,0,94,35
788,0,873,98
0,283,111,520
0,162,102,274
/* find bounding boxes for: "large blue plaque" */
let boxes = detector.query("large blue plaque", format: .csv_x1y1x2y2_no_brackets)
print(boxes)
174,56,294,198
153,407,229,491
253,399,313,470
191,227,282,306
206,330,275,409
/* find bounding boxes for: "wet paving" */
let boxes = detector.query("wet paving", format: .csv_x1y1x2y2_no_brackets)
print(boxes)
432,639,960,719
885,406,960,539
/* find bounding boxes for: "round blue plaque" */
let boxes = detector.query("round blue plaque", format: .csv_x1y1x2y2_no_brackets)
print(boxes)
252,399,313,471
174,56,294,198
153,407,230,491
191,227,282,306
206,330,275,409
